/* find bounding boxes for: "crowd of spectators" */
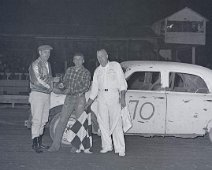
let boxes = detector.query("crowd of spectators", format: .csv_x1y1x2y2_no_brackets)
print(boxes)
0,56,30,80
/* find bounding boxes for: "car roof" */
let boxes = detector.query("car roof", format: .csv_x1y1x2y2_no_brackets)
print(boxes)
121,61,211,74
121,60,212,92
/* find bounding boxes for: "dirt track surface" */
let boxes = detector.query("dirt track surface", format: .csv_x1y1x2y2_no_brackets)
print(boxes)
1,107,212,170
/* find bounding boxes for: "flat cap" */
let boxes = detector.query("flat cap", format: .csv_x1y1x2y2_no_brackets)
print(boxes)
38,45,53,51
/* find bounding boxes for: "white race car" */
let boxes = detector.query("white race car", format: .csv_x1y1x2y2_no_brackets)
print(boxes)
49,61,212,142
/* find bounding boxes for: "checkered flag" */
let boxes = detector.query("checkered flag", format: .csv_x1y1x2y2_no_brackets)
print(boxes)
62,111,92,150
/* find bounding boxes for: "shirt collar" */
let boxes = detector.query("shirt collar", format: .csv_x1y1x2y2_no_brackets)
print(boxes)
74,65,84,71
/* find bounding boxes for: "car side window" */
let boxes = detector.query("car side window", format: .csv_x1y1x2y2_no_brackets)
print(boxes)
127,71,161,91
169,72,209,93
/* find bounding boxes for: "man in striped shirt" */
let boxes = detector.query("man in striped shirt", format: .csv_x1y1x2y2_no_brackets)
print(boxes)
29,45,60,153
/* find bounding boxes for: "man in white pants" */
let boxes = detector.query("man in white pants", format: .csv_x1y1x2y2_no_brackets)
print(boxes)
85,49,127,157
29,45,59,153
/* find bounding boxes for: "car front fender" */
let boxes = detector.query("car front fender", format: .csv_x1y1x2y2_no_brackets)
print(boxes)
205,119,212,133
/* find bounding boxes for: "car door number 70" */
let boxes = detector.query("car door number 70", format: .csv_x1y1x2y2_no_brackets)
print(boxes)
129,100,155,121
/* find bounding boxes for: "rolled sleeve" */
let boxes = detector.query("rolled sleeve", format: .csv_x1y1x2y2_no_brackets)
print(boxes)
89,70,99,100
117,64,127,91
62,68,71,89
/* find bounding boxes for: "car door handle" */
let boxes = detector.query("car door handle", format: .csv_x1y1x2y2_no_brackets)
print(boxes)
155,97,165,99
205,100,212,102
183,99,191,103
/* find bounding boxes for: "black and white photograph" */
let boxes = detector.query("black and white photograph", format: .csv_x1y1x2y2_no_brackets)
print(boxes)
1,0,212,170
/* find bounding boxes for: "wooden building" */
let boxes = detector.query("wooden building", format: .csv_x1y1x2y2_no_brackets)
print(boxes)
152,7,208,64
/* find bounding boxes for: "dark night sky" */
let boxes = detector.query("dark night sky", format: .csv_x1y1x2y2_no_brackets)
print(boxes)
0,0,212,64
0,0,211,25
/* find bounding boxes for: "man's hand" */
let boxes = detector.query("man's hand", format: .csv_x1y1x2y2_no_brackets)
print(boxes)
49,81,54,92
52,87,62,94
84,98,94,113
84,105,91,114
58,83,64,89
120,97,126,109
84,103,90,113
53,77,60,83
120,90,126,109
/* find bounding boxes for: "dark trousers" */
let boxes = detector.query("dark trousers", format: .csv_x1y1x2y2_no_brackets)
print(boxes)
49,94,85,151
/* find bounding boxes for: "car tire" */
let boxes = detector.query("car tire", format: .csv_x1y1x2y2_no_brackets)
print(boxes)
49,105,63,123
49,111,61,140
209,128,212,143
49,104,100,140
49,111,76,146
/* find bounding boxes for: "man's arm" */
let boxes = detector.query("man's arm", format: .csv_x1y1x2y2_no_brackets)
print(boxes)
117,63,127,91
84,69,99,111
84,98,94,112
32,63,51,89
116,63,127,109
89,69,99,100
61,68,71,89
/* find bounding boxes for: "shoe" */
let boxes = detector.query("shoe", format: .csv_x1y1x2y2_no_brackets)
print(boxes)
34,147,43,153
40,144,50,149
84,149,92,154
48,146,59,152
70,147,79,153
32,137,43,153
76,149,81,153
118,152,125,157
100,148,112,153
38,135,49,149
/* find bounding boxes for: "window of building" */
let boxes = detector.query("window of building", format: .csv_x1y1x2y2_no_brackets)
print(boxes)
166,21,204,33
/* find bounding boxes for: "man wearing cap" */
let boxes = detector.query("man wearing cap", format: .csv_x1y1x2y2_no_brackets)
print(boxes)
29,45,59,153
85,49,127,157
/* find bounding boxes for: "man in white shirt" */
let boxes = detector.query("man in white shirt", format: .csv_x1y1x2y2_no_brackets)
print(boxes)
85,49,127,156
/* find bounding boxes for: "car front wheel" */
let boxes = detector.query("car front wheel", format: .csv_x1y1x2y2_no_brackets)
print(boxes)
49,111,61,140
209,128,212,143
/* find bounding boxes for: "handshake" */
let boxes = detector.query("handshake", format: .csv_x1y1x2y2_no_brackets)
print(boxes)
52,77,65,94
52,77,61,83
52,76,65,89
58,83,64,89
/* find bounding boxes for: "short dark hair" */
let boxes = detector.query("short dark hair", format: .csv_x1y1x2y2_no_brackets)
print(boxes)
73,53,84,59
97,49,107,55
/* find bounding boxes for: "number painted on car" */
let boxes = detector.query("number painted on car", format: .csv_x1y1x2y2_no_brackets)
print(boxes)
129,100,155,121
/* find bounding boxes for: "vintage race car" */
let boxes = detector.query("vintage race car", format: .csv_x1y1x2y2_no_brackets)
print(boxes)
49,61,212,142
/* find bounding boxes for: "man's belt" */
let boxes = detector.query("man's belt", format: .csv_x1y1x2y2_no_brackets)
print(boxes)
99,88,118,92
72,93,84,97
